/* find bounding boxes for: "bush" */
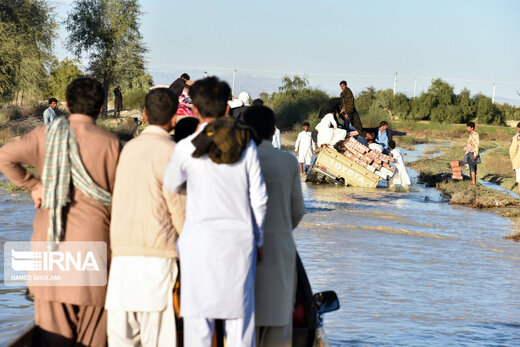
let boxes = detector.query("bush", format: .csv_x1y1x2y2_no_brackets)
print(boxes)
265,76,329,130
122,89,147,110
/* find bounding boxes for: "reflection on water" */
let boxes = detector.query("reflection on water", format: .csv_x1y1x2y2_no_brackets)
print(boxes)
296,146,520,346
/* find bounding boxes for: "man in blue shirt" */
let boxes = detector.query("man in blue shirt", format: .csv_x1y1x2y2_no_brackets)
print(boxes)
365,121,409,154
43,98,58,125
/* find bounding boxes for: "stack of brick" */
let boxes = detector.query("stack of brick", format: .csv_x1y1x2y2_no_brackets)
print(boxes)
338,137,395,180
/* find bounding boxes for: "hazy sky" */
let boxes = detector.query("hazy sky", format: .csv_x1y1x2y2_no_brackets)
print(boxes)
55,0,520,103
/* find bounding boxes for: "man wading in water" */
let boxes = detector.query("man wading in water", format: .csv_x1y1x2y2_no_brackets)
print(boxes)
163,76,267,347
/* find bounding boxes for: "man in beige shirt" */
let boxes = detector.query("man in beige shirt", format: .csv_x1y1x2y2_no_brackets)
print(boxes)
105,88,186,346
244,105,306,347
0,77,121,346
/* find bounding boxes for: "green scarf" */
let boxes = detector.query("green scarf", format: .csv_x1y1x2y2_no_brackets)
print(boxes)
41,116,111,243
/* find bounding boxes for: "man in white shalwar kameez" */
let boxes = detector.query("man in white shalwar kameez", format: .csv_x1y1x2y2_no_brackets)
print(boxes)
163,77,268,347
294,122,316,174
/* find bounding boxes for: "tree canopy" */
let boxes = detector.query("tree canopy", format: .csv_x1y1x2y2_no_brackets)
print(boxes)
0,0,56,104
66,0,151,113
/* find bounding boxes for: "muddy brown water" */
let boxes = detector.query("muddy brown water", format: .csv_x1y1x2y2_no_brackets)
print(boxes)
1,145,520,346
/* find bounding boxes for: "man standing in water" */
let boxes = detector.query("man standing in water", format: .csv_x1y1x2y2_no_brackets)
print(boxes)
339,80,367,138
243,105,305,347
0,77,121,346
509,122,520,195
464,122,480,186
163,76,268,347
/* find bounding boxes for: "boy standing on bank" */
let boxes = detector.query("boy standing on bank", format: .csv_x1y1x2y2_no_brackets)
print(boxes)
464,122,480,186
294,122,316,174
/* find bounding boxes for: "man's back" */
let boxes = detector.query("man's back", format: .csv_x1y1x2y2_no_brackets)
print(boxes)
163,126,267,318
110,126,184,257
255,140,304,326
0,114,120,306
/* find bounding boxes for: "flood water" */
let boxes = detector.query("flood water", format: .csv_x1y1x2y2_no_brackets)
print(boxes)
1,146,520,346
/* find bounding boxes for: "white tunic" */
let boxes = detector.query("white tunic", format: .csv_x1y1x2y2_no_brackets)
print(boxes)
163,123,268,319
315,113,347,147
389,148,411,188
272,127,282,149
294,130,316,164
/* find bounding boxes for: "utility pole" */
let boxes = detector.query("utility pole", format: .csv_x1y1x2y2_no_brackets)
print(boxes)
203,70,207,78
393,72,398,96
232,69,237,97
492,82,496,104
413,77,417,99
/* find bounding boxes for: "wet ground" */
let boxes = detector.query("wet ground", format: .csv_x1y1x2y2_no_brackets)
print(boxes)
1,146,520,346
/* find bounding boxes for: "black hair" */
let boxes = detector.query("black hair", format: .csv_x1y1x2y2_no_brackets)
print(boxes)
48,97,57,105
379,120,389,127
243,105,276,140
303,122,310,127
517,122,520,129
388,140,396,150
174,117,200,142
181,73,190,80
144,88,179,125
252,98,264,106
339,80,347,86
190,76,231,119
467,122,475,129
66,77,104,118
319,106,337,119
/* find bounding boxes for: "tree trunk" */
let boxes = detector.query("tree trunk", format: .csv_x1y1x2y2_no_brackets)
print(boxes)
103,77,109,117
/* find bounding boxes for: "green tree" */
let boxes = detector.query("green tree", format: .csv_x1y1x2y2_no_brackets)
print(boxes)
410,92,435,120
475,94,504,125
356,86,377,115
266,76,329,130
368,89,393,120
45,58,83,100
66,0,149,115
0,0,56,104
455,88,476,123
391,93,411,120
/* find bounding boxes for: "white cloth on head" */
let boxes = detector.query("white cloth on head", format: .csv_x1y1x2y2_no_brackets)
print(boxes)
106,259,178,346
228,99,243,109
295,131,315,165
369,143,384,153
163,123,268,319
389,148,411,188
272,127,281,149
238,92,251,106
315,113,346,147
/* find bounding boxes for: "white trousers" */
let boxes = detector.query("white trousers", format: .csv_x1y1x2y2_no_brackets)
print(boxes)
107,277,177,347
183,310,256,347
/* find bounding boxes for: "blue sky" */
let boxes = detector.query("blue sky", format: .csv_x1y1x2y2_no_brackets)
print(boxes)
55,0,520,103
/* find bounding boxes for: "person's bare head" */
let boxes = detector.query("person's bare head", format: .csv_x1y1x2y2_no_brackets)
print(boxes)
48,98,57,110
190,76,231,120
517,122,520,132
466,122,475,133
379,120,389,131
339,80,347,91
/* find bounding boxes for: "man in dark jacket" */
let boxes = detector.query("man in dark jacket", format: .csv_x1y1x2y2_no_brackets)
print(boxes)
114,86,123,118
339,80,366,137
169,73,190,97
364,121,410,154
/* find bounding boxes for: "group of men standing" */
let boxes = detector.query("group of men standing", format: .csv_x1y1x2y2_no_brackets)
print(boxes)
0,76,305,347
